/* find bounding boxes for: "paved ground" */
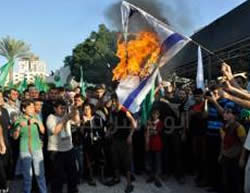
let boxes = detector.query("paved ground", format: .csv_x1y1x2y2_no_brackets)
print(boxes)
10,175,210,193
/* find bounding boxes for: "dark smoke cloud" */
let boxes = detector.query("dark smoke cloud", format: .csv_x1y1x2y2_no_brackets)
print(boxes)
104,0,194,35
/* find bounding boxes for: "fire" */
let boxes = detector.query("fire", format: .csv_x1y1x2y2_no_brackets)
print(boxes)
113,31,161,81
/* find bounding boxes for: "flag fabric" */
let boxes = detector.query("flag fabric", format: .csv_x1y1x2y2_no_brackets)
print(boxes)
141,79,156,126
7,80,14,89
80,67,86,97
35,76,49,92
17,78,28,93
0,60,14,87
196,46,205,90
157,71,165,97
47,66,71,87
34,76,41,91
121,1,190,67
116,1,190,113
116,68,159,113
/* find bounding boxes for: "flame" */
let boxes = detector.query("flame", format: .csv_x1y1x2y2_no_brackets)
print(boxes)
113,31,161,81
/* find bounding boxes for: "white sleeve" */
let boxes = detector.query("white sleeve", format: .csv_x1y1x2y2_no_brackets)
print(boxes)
46,115,57,134
244,130,250,151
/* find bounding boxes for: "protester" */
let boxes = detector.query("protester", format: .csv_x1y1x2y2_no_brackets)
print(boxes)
219,107,246,193
13,99,47,193
0,91,11,193
46,99,79,193
80,103,106,185
189,88,207,186
145,109,163,187
106,93,137,193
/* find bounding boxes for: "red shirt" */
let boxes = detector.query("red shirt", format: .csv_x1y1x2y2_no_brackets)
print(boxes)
191,101,204,112
149,120,163,152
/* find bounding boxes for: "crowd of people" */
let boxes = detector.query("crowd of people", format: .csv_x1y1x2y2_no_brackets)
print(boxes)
0,63,250,193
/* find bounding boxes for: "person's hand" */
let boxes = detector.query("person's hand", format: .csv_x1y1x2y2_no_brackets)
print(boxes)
20,121,27,127
217,89,230,99
29,118,39,125
221,63,233,80
224,81,233,91
206,92,218,103
0,142,6,155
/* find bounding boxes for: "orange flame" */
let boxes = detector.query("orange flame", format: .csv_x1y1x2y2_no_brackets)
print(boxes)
113,31,161,81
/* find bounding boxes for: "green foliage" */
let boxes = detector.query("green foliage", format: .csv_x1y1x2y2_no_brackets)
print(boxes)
0,36,31,60
65,24,119,85
0,36,32,81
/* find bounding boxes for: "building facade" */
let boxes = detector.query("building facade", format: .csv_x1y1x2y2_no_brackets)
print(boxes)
12,56,48,84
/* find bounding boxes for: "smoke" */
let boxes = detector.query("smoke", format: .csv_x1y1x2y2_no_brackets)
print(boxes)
104,0,195,35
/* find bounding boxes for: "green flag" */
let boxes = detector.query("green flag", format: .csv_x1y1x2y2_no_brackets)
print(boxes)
0,60,14,87
35,76,49,92
141,80,155,126
80,67,86,97
34,76,41,91
40,77,49,92
17,78,28,93
54,74,62,88
7,80,14,89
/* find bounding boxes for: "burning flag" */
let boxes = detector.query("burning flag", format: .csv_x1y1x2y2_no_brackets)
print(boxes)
114,1,190,113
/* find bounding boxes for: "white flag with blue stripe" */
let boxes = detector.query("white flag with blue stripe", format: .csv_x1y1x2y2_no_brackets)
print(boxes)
116,68,159,113
116,1,190,113
196,46,205,90
121,1,190,66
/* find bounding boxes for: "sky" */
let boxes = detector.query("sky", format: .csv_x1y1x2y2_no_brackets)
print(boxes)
0,0,247,73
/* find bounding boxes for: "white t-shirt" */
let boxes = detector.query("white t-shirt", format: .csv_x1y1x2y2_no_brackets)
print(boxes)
46,114,73,152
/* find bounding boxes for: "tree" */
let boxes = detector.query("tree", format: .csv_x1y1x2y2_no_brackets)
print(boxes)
0,36,31,82
65,24,119,85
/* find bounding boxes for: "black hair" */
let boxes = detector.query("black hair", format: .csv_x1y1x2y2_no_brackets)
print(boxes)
9,88,18,93
21,99,34,113
193,88,203,95
82,102,94,113
57,87,65,92
53,99,67,108
74,94,85,101
24,89,29,93
34,98,43,102
111,92,118,100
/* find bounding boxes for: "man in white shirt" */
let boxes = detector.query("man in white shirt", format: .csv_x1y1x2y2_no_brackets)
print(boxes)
46,99,79,193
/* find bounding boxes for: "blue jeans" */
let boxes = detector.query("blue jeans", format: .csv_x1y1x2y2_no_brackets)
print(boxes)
73,146,84,180
20,150,47,193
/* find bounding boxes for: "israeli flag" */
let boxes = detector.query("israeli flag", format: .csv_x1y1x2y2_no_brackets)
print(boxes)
121,1,190,67
117,1,190,113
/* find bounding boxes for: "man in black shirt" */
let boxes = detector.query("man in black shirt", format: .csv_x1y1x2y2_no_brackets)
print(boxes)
107,93,137,193
0,90,11,192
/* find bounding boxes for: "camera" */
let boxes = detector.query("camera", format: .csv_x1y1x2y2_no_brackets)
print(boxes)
205,91,212,97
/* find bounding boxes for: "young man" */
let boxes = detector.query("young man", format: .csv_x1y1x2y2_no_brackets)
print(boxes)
0,91,11,193
205,85,241,192
145,109,163,187
13,100,47,193
4,88,21,179
189,88,207,186
107,93,137,193
46,100,79,193
219,107,246,193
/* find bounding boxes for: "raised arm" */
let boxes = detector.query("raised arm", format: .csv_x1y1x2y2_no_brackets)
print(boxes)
219,90,250,109
225,81,250,100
